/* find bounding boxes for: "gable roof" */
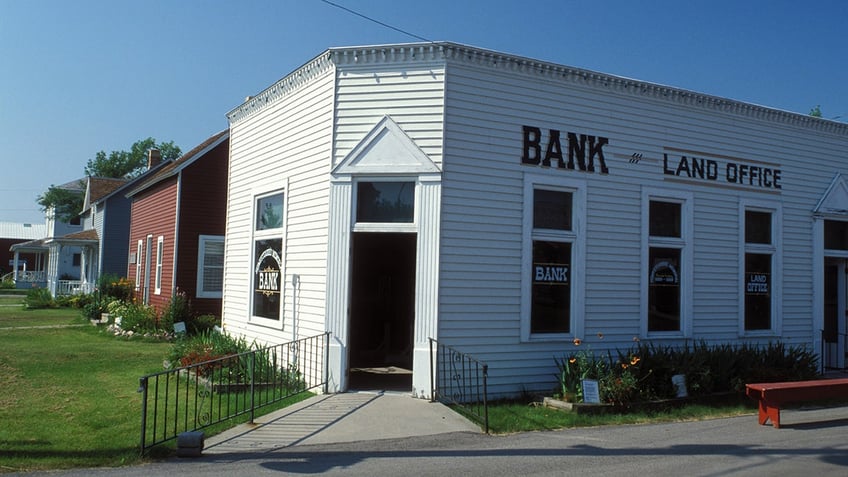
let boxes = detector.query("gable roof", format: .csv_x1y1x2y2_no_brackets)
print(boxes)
126,130,229,198
82,177,127,210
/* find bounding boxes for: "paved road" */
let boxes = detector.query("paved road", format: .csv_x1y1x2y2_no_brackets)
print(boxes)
14,404,848,476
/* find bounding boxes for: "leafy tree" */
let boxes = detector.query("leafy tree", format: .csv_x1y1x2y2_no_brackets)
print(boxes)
36,181,85,223
37,138,181,222
809,105,823,118
84,138,181,178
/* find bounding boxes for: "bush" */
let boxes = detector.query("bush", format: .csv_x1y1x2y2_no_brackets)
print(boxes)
161,290,192,332
186,314,221,335
98,274,134,302
0,278,14,289
556,339,820,406
113,301,158,332
24,288,55,309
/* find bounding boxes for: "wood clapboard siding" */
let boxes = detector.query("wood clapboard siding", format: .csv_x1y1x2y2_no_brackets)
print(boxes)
224,45,848,397
175,138,228,316
223,68,335,345
128,178,177,314
438,56,848,396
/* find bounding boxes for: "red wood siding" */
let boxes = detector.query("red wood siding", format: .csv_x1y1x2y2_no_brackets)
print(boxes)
175,139,228,316
128,177,178,314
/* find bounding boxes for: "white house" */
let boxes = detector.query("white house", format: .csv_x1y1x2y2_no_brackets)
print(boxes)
222,42,848,399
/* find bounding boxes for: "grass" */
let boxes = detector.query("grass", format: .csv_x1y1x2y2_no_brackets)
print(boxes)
0,305,309,473
485,398,756,434
0,301,765,472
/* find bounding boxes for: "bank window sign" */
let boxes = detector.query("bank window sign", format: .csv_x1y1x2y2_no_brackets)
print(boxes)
252,191,285,321
253,239,282,320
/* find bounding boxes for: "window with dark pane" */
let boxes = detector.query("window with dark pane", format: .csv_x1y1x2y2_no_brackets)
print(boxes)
356,182,415,223
533,189,572,231
745,211,772,244
824,220,848,250
530,240,571,333
744,252,771,330
253,239,282,320
649,201,681,238
648,247,681,332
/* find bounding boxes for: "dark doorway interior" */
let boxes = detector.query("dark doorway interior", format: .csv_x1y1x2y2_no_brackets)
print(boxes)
348,232,416,391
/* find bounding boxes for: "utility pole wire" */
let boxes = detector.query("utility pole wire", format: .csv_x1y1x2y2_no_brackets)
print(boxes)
319,0,433,43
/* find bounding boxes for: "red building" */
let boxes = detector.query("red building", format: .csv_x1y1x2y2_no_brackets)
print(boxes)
126,131,228,317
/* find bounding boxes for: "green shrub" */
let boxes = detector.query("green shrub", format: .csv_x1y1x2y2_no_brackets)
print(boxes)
161,290,192,332
114,301,158,332
0,278,15,289
24,288,55,309
556,340,821,406
186,314,221,335
97,273,134,302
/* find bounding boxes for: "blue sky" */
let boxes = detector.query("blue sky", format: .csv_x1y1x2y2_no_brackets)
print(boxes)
1,0,846,223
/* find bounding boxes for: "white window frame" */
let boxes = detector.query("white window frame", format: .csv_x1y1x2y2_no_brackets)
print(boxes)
154,235,164,295
521,174,586,342
352,177,418,233
135,239,143,292
641,188,694,338
739,199,782,336
250,189,286,326
197,235,225,299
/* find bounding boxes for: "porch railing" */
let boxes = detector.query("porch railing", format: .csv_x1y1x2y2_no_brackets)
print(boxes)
56,280,93,296
138,332,330,454
429,338,489,433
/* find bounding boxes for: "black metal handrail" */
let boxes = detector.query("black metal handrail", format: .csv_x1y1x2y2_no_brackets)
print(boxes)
138,332,330,453
821,329,848,372
429,338,489,433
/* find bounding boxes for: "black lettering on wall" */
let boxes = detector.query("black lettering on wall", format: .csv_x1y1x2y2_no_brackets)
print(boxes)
522,125,542,165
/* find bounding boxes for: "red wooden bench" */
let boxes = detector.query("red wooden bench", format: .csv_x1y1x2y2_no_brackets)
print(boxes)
745,378,848,428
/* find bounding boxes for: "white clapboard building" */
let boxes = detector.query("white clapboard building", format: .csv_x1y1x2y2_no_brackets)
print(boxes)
222,42,848,399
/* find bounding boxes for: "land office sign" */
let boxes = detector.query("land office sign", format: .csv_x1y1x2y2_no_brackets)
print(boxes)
663,148,782,191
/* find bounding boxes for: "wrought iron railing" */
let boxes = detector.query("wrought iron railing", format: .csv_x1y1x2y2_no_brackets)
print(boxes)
821,329,848,372
429,338,489,433
138,332,330,453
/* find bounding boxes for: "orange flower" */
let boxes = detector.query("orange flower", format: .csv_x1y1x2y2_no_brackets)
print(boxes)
572,338,582,346
569,358,577,364
630,356,641,365
621,363,628,369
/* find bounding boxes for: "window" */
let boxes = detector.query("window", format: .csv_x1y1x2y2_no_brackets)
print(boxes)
72,253,81,267
824,220,848,250
523,176,585,340
356,181,414,223
154,236,164,295
197,235,224,298
644,191,692,335
252,192,284,321
135,240,143,291
741,204,779,333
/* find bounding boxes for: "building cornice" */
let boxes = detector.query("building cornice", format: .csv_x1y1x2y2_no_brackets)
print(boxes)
227,41,848,136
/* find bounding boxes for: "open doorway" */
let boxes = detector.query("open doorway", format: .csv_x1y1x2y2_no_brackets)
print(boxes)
348,232,416,391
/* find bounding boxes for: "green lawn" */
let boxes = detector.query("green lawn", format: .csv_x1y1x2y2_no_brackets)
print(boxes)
0,309,172,472
0,305,312,473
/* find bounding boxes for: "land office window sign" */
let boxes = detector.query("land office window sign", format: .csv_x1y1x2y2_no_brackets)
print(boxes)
254,240,282,319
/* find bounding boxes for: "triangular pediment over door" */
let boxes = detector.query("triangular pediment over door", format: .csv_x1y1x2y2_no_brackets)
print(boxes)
814,173,848,218
333,115,441,176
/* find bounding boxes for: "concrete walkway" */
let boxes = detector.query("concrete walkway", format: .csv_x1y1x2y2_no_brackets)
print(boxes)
203,392,482,454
